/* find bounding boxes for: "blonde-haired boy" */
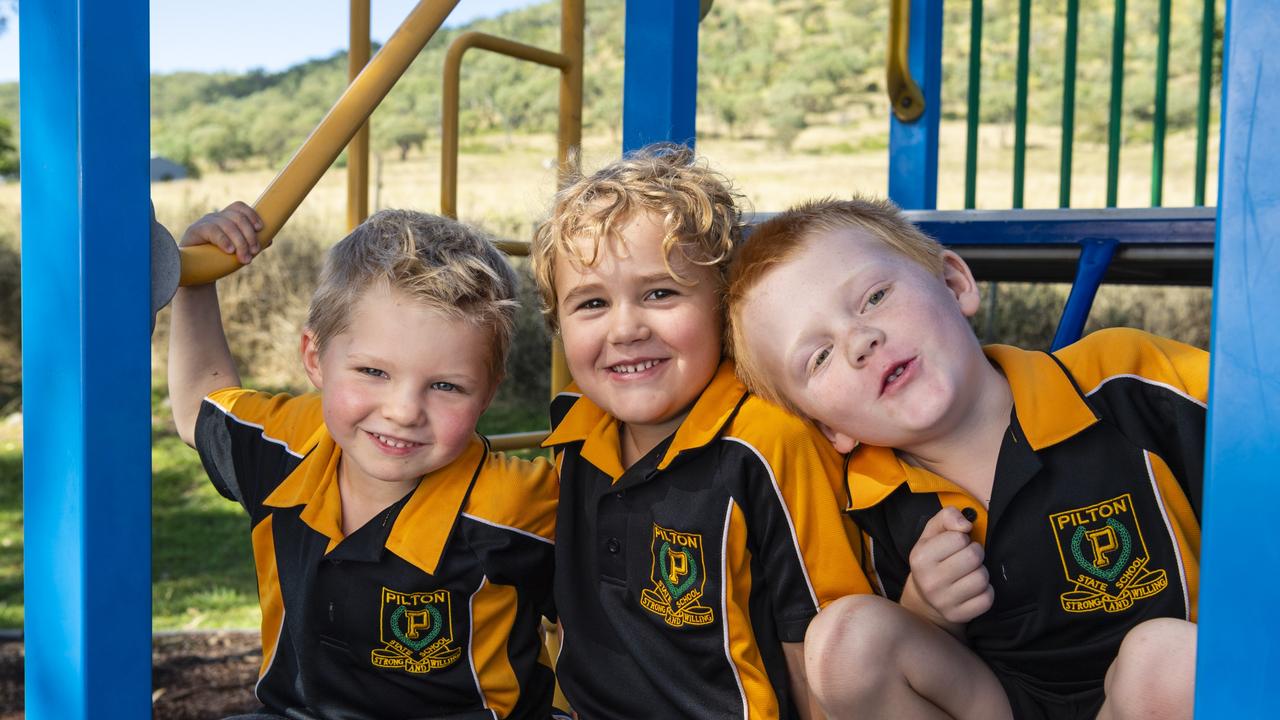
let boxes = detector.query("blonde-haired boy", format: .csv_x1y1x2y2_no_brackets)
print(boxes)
727,197,1201,720
532,145,870,719
169,204,562,719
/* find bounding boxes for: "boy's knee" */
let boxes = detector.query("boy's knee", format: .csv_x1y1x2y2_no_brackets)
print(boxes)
1105,618,1197,720
805,595,908,703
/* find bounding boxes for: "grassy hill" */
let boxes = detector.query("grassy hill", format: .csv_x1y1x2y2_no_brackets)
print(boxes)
0,0,1222,172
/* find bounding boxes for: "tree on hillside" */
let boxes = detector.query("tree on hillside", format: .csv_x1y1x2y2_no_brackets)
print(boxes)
191,122,251,172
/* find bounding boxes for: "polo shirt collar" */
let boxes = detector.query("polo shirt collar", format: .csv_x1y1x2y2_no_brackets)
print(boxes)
846,344,1098,511
541,360,746,482
263,431,487,576
984,344,1098,451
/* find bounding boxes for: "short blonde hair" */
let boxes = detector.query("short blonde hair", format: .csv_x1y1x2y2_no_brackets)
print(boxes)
531,143,743,332
726,196,946,416
307,209,519,379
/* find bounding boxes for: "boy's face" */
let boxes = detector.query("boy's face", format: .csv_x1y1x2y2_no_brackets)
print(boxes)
739,227,985,453
301,283,496,492
554,211,723,443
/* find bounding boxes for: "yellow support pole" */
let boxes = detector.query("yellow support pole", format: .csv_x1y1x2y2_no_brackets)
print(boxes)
347,0,371,232
179,0,461,286
551,0,584,398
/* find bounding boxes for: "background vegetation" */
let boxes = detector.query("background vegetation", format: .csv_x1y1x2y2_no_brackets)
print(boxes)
0,0,1219,629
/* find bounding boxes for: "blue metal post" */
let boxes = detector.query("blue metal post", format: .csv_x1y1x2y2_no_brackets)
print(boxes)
888,0,943,209
20,1,153,717
1050,239,1117,351
622,0,699,152
1196,1,1280,716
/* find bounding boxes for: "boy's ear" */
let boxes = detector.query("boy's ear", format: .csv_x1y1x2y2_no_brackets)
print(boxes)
815,420,859,454
940,250,982,318
300,329,325,390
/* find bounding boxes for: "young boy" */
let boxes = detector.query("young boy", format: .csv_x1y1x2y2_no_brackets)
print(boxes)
726,197,1202,720
169,203,562,720
530,145,871,719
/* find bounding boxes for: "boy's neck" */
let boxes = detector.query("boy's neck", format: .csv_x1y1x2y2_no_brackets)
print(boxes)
898,362,1013,508
620,422,673,470
337,460,419,537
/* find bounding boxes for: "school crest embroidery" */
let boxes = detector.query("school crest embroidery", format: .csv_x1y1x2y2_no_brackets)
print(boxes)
640,524,715,627
370,587,463,673
1049,493,1169,613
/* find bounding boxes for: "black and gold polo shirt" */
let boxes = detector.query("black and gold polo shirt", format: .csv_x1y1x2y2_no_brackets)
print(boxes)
195,387,559,720
544,361,870,719
848,328,1204,697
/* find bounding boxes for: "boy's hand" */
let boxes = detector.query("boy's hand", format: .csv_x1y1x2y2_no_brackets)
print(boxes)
180,201,264,266
906,506,994,626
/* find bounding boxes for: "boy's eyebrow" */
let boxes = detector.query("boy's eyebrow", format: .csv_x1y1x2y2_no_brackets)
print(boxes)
637,271,681,285
560,281,606,306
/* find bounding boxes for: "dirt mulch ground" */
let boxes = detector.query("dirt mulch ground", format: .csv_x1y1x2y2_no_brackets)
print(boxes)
0,631,262,719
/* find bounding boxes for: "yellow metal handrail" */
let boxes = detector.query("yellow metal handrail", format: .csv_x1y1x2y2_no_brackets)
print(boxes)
887,0,925,123
178,0,462,286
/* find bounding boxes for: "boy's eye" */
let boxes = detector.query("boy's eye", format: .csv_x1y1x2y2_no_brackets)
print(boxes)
811,347,831,373
431,381,459,393
358,367,388,379
865,287,888,309
646,288,677,301
576,298,606,311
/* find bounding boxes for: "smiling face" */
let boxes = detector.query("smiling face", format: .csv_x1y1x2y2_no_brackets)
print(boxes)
301,282,496,494
738,226,990,454
553,211,723,451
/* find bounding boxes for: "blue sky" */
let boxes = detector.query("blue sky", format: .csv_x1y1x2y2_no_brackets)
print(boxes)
0,0,542,83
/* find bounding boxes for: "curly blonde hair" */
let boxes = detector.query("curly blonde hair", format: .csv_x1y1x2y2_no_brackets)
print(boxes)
531,143,744,333
307,209,519,379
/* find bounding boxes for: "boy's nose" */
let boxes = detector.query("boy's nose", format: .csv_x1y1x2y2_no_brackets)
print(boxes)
382,390,426,426
606,305,650,344
846,327,885,368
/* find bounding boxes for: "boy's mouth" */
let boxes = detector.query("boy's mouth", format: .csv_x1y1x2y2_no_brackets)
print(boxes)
607,358,666,376
366,430,425,453
880,357,917,396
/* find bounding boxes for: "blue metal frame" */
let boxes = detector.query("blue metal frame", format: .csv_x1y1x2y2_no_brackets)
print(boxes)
906,207,1216,247
1050,238,1117,350
621,0,699,152
20,1,153,717
887,0,943,210
1196,1,1280,714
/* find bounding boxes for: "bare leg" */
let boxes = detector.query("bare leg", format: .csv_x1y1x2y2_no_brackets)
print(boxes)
1097,618,1196,720
803,595,1012,720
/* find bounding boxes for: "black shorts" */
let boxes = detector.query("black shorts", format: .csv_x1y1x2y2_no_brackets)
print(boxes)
995,671,1106,720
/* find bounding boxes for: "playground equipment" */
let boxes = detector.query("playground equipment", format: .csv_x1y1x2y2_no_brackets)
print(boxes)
17,0,1280,717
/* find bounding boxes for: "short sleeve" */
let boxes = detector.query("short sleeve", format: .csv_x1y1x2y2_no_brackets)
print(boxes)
462,453,559,619
194,387,320,519
727,400,873,642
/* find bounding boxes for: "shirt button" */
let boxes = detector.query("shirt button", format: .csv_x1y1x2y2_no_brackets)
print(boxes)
605,538,621,554
613,492,624,500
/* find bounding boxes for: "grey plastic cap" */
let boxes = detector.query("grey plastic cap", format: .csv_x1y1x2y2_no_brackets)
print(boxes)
150,202,181,333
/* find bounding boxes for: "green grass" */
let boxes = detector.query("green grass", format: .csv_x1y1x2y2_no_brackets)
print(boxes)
0,449,22,629
151,434,260,630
